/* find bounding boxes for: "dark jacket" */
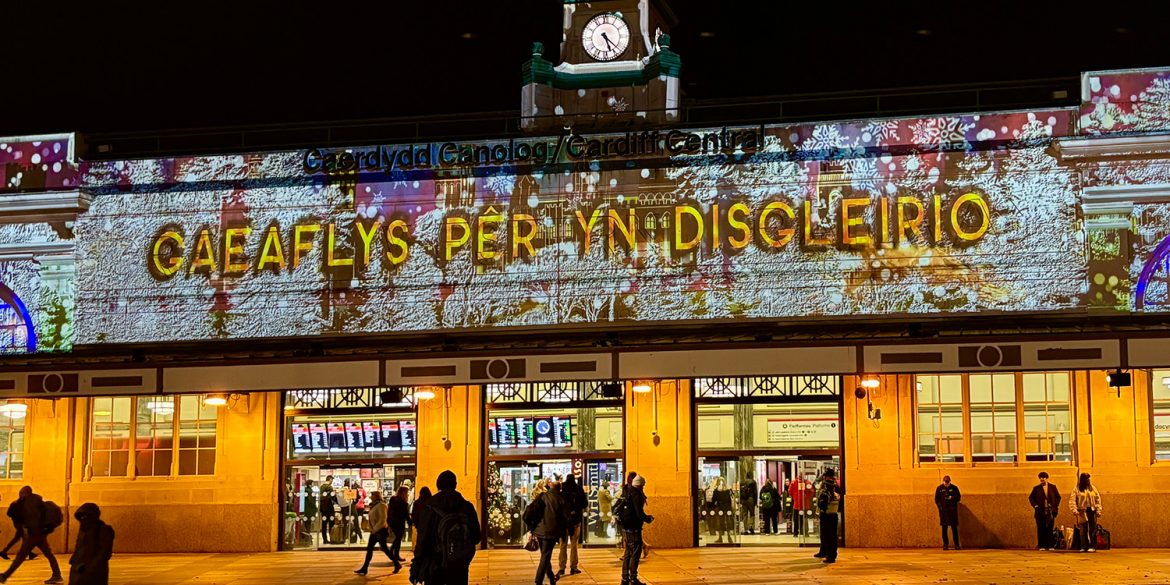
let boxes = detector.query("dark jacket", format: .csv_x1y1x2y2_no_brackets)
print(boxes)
622,485,651,531
816,478,844,515
527,490,567,539
388,497,410,534
712,487,733,512
1029,483,1062,520
69,516,115,585
410,497,431,529
319,487,336,517
934,483,961,526
19,493,47,536
561,483,588,528
414,489,481,584
739,478,758,508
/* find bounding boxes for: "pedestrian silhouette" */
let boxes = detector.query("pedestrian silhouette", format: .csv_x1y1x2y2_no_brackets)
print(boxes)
68,503,115,585
0,486,64,584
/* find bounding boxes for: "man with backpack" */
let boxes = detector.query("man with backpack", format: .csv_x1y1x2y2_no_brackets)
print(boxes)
413,471,480,585
758,479,780,535
613,475,653,585
0,486,64,584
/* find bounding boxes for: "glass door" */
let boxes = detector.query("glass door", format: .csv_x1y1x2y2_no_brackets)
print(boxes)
697,458,740,546
284,463,416,550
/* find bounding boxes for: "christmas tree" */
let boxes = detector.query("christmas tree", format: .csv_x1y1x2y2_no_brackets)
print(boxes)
487,462,512,542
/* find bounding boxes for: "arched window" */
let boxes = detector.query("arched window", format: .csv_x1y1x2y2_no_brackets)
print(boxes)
0,283,36,354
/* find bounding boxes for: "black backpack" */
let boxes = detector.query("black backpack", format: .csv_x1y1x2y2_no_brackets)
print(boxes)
42,501,64,534
612,495,633,527
432,506,476,568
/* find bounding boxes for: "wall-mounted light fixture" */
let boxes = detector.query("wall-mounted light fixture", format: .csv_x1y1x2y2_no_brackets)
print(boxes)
203,393,229,407
414,387,438,401
1107,369,1131,397
632,380,653,394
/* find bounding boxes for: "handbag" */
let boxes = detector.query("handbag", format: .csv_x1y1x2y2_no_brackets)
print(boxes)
524,531,540,552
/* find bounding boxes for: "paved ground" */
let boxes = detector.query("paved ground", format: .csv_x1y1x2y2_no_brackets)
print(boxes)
2,547,1168,585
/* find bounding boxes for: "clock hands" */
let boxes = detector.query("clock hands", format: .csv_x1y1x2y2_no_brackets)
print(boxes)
600,31,617,51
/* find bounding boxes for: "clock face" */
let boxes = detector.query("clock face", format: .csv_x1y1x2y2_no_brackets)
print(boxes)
582,13,630,62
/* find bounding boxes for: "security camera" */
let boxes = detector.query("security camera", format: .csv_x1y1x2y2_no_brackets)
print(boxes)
854,387,867,400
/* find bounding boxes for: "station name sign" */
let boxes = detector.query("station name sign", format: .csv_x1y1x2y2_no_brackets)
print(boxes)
301,126,766,174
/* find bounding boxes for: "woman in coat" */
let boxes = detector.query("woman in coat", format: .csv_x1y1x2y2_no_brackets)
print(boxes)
711,477,734,544
934,475,961,550
1070,472,1102,552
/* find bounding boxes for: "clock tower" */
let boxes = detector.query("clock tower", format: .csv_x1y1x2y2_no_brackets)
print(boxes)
521,0,680,133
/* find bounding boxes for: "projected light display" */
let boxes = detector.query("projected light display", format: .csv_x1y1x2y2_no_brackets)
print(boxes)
0,68,1169,352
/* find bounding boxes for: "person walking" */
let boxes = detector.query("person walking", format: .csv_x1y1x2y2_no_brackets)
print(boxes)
386,486,411,569
759,478,780,535
596,483,614,539
616,475,654,585
1029,471,1062,550
557,474,587,578
934,475,961,550
0,496,36,562
1070,472,1102,552
813,469,844,564
739,473,758,535
413,471,481,585
68,503,115,585
353,491,394,576
0,486,64,584
525,479,566,585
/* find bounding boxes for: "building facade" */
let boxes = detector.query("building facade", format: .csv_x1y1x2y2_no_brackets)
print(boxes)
4,60,1170,554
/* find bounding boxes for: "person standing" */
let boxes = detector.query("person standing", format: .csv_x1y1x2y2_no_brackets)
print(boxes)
759,479,780,535
525,480,566,585
711,477,734,543
813,469,844,564
1029,472,1062,550
354,491,394,576
739,473,758,535
557,474,587,577
413,471,481,585
596,484,614,538
0,486,64,584
353,482,368,545
934,475,961,550
67,503,114,585
337,480,355,543
616,475,654,585
1070,472,1102,553
320,478,337,545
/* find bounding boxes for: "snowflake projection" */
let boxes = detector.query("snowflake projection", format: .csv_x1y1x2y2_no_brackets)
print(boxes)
909,117,975,150
861,119,901,145
485,173,516,197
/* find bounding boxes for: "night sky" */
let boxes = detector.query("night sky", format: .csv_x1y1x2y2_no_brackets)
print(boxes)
2,1,1167,136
